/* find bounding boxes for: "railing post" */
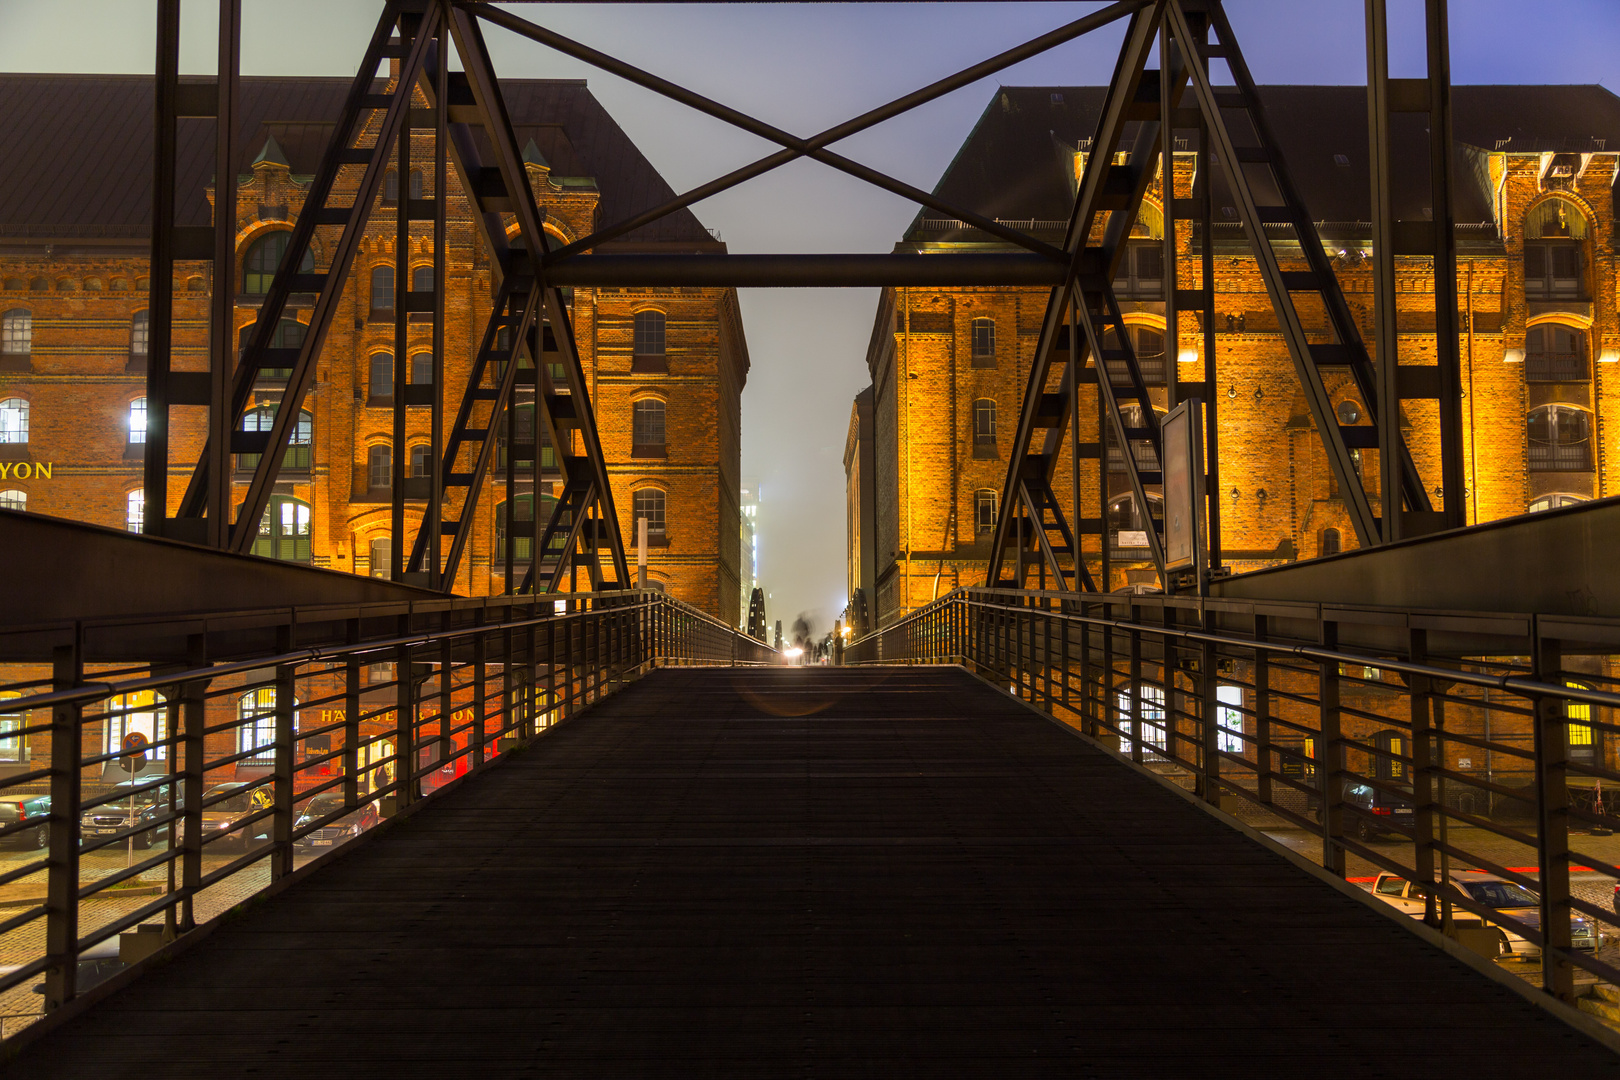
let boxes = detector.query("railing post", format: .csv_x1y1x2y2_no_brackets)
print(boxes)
178,632,207,933
1101,605,1115,745
1409,628,1438,925
270,634,295,881
1128,621,1143,764
343,621,361,813
473,618,488,768
1253,615,1272,807
44,627,83,1011
1319,618,1345,877
1200,636,1220,807
1531,627,1575,1003
394,615,415,812
1079,603,1093,737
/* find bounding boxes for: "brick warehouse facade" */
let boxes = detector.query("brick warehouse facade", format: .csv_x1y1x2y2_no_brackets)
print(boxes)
850,85,1620,624
847,84,1620,798
0,73,747,623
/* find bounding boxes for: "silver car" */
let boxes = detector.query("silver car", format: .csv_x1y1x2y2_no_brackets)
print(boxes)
1370,870,1598,958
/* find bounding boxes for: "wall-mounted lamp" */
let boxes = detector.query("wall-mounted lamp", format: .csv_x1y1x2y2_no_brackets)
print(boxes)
1600,349,1620,364
1227,385,1237,398
1229,487,1240,501
1503,347,1525,364
1254,385,1264,400
1256,488,1268,500
1177,348,1199,365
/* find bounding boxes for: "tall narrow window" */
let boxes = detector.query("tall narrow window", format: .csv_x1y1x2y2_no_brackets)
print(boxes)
1566,681,1596,762
383,170,399,203
242,232,311,296
495,496,533,563
1524,325,1588,382
368,353,393,403
410,351,432,385
633,488,666,539
126,489,145,533
0,490,24,512
0,398,29,444
239,406,313,472
370,537,392,579
973,399,996,447
1524,199,1586,299
370,266,394,315
410,444,432,479
104,691,168,766
1,310,31,357
408,169,423,200
368,445,391,491
128,397,147,445
632,399,666,456
1118,684,1166,758
237,687,284,764
633,310,666,371
1216,685,1245,754
1321,528,1341,556
970,318,996,367
975,490,997,534
499,404,535,469
412,266,433,293
129,311,149,359
1527,404,1593,472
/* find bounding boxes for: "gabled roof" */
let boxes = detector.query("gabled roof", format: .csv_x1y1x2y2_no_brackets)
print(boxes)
908,84,1620,242
0,73,715,246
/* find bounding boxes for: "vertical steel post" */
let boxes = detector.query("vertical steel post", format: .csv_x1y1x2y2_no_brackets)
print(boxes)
1409,628,1438,923
1253,616,1272,806
391,30,411,580
206,0,241,548
144,0,181,538
1320,619,1346,877
429,16,449,587
1201,636,1220,806
178,633,206,932
271,645,295,881
344,621,361,811
1532,628,1574,1002
44,632,83,1011
394,616,414,811
1366,0,1401,542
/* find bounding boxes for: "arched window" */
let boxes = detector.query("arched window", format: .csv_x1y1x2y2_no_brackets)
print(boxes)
104,690,168,767
1106,402,1164,472
0,490,25,512
368,352,393,403
383,170,399,203
367,444,391,491
412,266,433,293
128,397,146,445
251,495,312,562
1527,404,1592,472
242,231,312,296
126,489,145,533
975,489,997,534
1525,199,1586,299
239,406,313,472
0,398,29,444
970,318,996,367
408,169,423,200
409,444,432,479
369,536,392,579
28,278,47,292
1321,528,1342,556
633,488,666,539
410,351,432,385
495,495,533,563
1,309,31,357
973,399,997,446
632,310,666,371
129,310,149,359
1107,491,1163,547
370,266,394,315
1529,493,1587,513
632,399,666,456
1101,324,1166,384
238,318,305,380
237,687,290,764
1524,324,1588,382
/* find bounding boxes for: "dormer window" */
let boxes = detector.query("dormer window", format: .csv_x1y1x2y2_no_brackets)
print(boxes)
1524,199,1587,300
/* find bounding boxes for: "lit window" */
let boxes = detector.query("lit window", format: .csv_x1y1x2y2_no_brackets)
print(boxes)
0,398,28,443
1566,681,1595,761
102,690,168,765
1524,199,1586,299
970,318,996,366
1529,493,1587,513
128,397,146,445
0,490,25,512
495,495,533,563
975,490,996,534
250,496,312,562
1118,684,1166,757
369,353,393,402
633,488,666,538
239,406,312,471
973,399,996,444
370,536,391,579
0,310,30,355
633,310,666,357
370,266,394,313
1101,325,1166,384
1216,685,1244,754
1524,325,1587,382
237,687,285,764
130,311,149,357
0,692,26,763
633,399,666,455
368,444,391,491
126,489,144,533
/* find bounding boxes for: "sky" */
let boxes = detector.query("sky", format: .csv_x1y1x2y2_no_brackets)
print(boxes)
3,1,1618,633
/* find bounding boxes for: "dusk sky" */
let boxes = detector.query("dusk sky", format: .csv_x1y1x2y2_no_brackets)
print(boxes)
5,1,1618,631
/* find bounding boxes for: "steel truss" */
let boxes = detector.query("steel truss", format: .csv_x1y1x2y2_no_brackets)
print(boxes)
141,0,1465,599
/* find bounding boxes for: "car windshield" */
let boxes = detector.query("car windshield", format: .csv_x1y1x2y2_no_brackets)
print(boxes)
98,786,166,812
1460,880,1538,908
205,790,252,814
299,795,343,819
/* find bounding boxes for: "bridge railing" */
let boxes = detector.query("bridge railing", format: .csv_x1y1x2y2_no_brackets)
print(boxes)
849,586,1620,1004
0,589,770,1035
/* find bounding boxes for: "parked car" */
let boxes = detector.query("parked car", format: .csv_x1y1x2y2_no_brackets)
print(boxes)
0,939,127,999
292,793,379,853
1370,870,1599,958
79,780,172,850
0,793,49,850
1310,781,1414,841
175,782,272,852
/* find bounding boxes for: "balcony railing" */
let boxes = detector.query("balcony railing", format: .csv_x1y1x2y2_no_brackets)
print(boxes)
1529,442,1592,472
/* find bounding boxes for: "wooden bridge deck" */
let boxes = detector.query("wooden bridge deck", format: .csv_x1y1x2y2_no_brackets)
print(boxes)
11,666,1615,1076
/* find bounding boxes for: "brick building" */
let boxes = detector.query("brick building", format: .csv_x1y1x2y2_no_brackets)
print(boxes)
0,73,748,622
850,84,1620,625
847,84,1620,796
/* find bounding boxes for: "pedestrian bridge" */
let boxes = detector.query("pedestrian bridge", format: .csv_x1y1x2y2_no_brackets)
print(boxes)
8,664,1615,1075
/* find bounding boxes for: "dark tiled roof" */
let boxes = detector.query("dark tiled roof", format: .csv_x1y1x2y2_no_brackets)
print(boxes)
910,84,1620,241
0,73,713,246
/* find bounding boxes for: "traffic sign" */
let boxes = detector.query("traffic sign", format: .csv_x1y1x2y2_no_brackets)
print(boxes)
119,731,148,773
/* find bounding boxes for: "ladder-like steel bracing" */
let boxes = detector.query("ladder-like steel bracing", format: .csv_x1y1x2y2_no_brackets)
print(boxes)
987,5,1170,592
401,6,628,593
173,0,442,552
1171,0,1433,546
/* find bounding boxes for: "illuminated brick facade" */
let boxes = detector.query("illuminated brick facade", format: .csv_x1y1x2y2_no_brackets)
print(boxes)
0,74,746,623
